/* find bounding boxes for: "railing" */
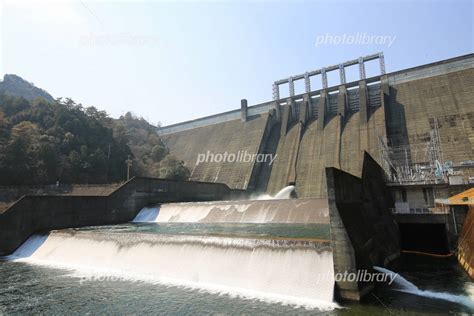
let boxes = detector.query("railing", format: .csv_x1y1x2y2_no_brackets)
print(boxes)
390,207,450,214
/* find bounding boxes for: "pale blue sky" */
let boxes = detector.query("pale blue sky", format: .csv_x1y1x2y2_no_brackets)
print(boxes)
1,0,473,125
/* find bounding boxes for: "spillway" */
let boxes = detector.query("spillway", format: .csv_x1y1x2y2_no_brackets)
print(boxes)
133,198,329,224
9,231,337,309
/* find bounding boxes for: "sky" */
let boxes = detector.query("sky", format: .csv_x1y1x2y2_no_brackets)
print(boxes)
1,0,473,126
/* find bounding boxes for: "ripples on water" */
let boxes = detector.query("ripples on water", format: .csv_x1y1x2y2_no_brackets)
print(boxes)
0,260,334,315
0,257,472,315
73,222,332,240
1,223,473,315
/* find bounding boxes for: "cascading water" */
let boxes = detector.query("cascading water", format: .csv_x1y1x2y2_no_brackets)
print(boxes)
273,186,295,199
372,266,418,291
254,185,295,200
373,266,474,309
5,185,333,311
133,186,304,223
132,198,329,224
8,231,338,310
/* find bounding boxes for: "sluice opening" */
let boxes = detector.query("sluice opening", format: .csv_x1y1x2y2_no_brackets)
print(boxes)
398,223,450,255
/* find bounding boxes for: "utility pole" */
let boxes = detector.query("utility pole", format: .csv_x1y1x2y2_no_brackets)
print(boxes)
106,143,111,182
126,155,133,180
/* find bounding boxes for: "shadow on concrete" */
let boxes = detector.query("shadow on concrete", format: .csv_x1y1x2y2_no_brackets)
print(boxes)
245,114,262,122
385,87,412,162
252,123,281,193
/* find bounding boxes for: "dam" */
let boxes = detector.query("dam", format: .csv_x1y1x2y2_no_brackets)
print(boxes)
155,53,474,288
0,53,473,313
159,53,473,199
3,187,473,313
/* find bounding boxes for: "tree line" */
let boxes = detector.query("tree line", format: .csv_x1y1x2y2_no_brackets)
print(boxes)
0,95,189,185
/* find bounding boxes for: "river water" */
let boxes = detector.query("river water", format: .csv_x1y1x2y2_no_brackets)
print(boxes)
1,222,473,314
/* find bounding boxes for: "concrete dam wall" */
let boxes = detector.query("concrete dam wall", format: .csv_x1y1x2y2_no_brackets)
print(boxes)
162,113,272,190
386,66,474,166
160,54,474,198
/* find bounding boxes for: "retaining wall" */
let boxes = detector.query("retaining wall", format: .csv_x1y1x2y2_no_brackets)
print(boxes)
0,184,120,203
0,177,240,255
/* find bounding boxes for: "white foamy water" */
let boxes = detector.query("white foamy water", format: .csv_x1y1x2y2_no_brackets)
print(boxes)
8,232,337,310
135,203,255,223
133,199,328,224
254,185,295,200
373,266,474,309
273,186,295,199
132,185,315,224
466,283,474,301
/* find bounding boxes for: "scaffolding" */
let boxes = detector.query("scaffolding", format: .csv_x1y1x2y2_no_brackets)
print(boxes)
379,119,448,185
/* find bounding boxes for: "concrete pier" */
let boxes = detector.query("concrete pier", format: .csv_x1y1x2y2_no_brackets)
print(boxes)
326,152,400,301
240,99,247,122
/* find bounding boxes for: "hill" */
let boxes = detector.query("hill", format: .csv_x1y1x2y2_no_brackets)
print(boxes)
0,77,189,185
0,74,55,102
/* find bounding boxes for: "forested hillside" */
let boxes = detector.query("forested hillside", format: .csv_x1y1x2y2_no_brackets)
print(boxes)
0,95,189,185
